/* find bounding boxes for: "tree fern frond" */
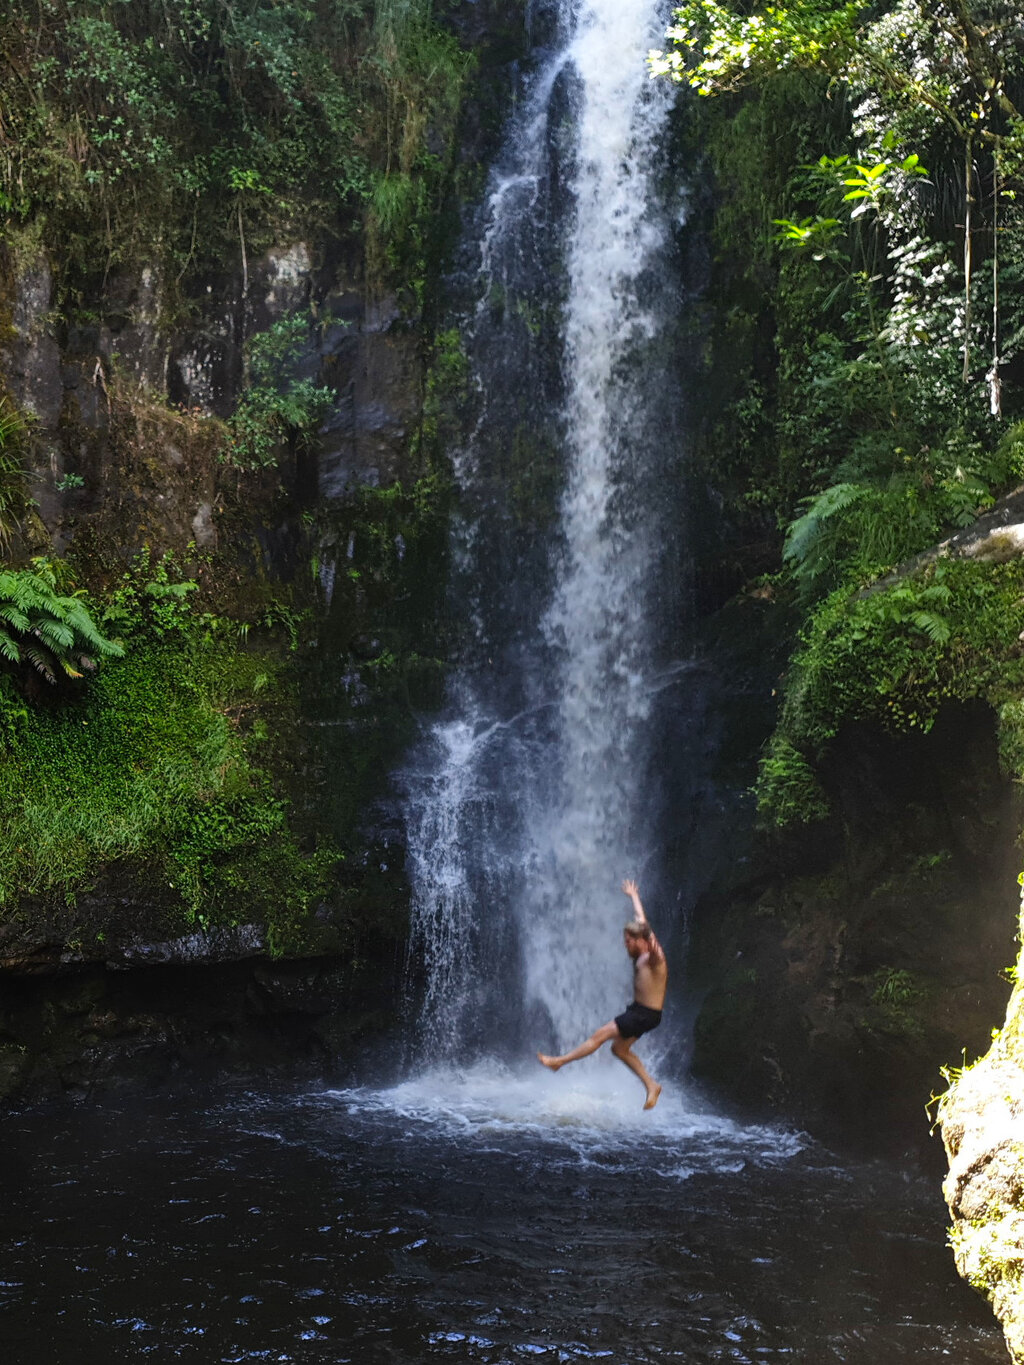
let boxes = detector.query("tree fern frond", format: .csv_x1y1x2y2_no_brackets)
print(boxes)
0,565,123,686
917,583,951,607
21,643,58,684
31,619,76,651
784,482,870,568
60,602,124,656
911,611,951,644
37,615,77,647
0,604,30,634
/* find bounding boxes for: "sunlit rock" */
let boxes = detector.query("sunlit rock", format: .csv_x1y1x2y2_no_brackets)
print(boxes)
942,890,1024,1363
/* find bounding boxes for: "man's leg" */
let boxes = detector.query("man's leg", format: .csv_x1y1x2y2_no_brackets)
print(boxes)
611,1035,662,1110
537,1021,618,1071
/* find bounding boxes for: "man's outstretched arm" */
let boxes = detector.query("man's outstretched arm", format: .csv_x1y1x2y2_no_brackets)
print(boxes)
622,878,647,923
623,879,665,962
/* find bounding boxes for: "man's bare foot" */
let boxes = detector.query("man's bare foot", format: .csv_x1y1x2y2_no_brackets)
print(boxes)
537,1053,562,1072
643,1083,662,1111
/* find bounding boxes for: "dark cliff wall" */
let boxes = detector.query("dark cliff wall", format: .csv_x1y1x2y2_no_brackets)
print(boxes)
671,41,1024,1156
687,683,1020,1149
0,0,528,1099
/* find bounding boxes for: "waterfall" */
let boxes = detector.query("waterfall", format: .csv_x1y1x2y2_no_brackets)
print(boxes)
402,0,685,1063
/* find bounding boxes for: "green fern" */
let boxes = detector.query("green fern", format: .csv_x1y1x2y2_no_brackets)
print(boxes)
783,482,869,579
784,473,958,593
884,580,951,644
910,611,951,645
0,559,124,684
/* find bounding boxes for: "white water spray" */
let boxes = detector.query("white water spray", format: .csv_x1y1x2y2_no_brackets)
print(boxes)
403,0,681,1060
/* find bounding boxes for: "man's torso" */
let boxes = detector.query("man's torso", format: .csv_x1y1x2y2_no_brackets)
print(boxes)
633,947,667,1011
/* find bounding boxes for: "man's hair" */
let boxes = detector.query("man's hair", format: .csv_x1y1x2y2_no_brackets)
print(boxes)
624,919,651,939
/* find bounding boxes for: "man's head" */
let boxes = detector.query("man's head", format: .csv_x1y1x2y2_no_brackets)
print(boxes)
623,919,651,958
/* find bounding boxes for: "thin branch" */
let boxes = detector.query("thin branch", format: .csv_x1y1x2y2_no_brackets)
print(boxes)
238,201,248,303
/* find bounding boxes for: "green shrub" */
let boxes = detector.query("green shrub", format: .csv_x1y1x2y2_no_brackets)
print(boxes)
227,314,335,470
0,0,473,300
758,557,1024,825
999,700,1024,781
0,551,340,947
755,735,830,826
781,560,1024,751
866,965,926,1039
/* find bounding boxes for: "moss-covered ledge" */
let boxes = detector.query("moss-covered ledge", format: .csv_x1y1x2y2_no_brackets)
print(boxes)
941,889,1024,1363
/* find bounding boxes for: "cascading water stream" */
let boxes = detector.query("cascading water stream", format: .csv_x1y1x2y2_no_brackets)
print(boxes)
403,0,686,1065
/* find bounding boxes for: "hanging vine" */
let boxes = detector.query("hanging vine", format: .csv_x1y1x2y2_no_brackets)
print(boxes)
963,132,975,385
989,144,1002,417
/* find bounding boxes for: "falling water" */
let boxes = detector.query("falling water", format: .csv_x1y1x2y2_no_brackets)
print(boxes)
403,0,685,1060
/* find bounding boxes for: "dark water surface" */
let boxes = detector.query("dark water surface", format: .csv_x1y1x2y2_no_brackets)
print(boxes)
0,1068,1007,1364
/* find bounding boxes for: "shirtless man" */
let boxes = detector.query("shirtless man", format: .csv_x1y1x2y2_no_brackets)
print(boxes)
537,879,667,1110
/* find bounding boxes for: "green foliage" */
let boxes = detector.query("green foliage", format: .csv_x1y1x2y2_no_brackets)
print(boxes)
754,735,831,826
656,0,1024,150
100,547,205,640
821,151,927,220
0,0,473,298
757,557,1024,825
775,150,928,251
664,0,1024,544
418,326,470,456
781,462,1000,596
871,965,919,1007
362,0,476,296
227,313,334,470
866,965,926,1038
0,558,124,684
673,0,1024,842
0,552,340,945
772,213,841,255
997,699,1024,779
768,147,1009,596
0,648,236,904
650,0,860,93
782,481,869,581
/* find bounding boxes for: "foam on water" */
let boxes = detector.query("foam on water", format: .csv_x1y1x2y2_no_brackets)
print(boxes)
323,1063,807,1176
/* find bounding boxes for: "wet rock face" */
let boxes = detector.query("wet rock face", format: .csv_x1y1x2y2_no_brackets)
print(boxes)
689,700,1022,1152
1,240,426,566
316,294,424,498
6,258,63,428
0,955,403,1105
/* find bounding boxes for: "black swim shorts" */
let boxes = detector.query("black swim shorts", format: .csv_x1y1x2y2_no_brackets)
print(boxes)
614,1000,662,1039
